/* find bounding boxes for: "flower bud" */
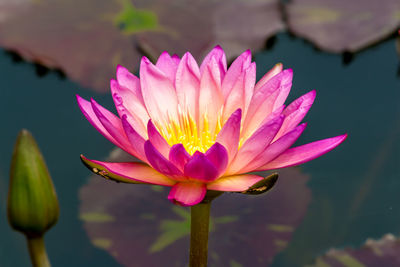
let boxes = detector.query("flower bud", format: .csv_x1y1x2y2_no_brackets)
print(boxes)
8,129,59,237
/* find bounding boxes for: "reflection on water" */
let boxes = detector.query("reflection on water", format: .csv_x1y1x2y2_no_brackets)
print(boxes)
79,149,310,267
0,33,399,266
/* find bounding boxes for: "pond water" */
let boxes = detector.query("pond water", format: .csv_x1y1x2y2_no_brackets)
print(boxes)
0,33,399,266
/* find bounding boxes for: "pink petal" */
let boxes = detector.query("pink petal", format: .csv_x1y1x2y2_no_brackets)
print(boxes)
169,144,190,172
168,182,206,206
121,115,147,162
274,90,316,141
205,142,228,176
222,70,245,121
175,52,201,120
77,95,119,146
171,54,180,65
140,57,179,125
222,62,255,121
240,123,307,173
221,50,252,99
144,140,184,180
272,69,293,110
216,109,242,163
200,45,227,80
227,114,284,175
116,65,144,104
243,62,256,117
184,151,219,182
243,69,293,136
81,155,175,186
155,51,180,82
110,79,148,137
241,105,285,142
257,134,348,170
254,63,283,91
147,120,170,159
199,57,224,135
206,174,264,192
90,98,138,157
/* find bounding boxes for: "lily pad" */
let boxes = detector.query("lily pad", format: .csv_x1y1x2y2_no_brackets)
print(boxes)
311,234,400,266
286,0,400,53
0,0,31,23
137,0,285,59
79,149,311,266
0,0,283,93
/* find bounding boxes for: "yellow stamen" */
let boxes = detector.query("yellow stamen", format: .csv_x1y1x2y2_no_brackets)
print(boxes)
158,110,223,155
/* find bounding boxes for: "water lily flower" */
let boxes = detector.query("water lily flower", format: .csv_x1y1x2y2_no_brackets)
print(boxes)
77,46,346,206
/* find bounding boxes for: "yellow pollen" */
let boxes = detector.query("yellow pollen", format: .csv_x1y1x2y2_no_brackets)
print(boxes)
157,111,223,155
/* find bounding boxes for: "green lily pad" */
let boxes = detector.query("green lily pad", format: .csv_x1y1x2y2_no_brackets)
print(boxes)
79,148,311,266
310,234,400,266
286,0,400,53
0,0,283,93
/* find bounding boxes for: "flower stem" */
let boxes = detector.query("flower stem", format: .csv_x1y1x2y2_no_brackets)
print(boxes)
26,235,51,267
190,201,211,267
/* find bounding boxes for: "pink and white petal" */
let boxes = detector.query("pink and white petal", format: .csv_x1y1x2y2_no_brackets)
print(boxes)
140,57,179,125
121,115,147,163
205,142,228,176
171,54,181,65
274,90,316,141
243,62,256,117
90,99,139,157
200,45,227,80
175,53,201,120
147,120,171,159
169,144,190,172
221,50,252,99
168,182,206,206
110,79,149,137
184,152,219,182
227,115,284,175
222,61,255,121
257,134,348,171
216,109,242,164
77,95,119,147
144,140,184,179
241,105,285,142
243,70,293,136
272,69,293,110
206,174,264,192
242,88,281,140
81,155,175,186
240,123,307,173
155,51,180,82
110,78,147,118
199,58,224,134
222,71,245,121
116,65,144,103
254,63,283,91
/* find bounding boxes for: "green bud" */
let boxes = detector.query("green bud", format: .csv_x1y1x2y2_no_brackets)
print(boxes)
8,129,59,237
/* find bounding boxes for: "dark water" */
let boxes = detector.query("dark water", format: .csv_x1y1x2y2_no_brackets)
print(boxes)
0,33,399,266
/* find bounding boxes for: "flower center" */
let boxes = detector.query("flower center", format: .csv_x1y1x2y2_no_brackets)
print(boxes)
156,111,222,155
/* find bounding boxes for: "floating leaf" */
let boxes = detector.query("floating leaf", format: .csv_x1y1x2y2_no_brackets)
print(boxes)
136,0,285,59
310,234,400,266
0,0,32,23
79,148,311,266
0,0,283,93
286,0,400,53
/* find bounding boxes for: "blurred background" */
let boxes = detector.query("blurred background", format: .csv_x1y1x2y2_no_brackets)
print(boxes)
0,0,400,266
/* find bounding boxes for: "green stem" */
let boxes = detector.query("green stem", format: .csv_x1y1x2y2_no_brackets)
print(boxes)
26,235,51,267
190,202,211,267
